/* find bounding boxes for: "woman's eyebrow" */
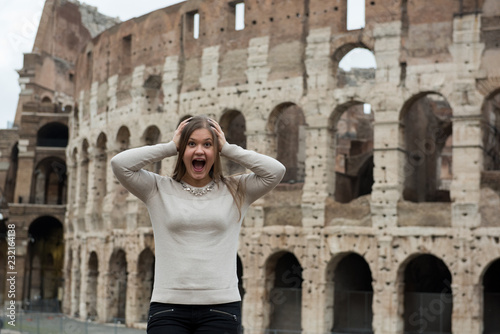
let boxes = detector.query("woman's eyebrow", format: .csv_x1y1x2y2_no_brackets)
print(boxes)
188,137,213,141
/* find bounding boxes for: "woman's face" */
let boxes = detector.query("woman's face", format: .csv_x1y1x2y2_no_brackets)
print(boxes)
181,128,215,187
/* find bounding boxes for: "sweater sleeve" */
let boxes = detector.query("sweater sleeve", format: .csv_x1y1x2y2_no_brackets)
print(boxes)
110,141,178,202
220,143,286,204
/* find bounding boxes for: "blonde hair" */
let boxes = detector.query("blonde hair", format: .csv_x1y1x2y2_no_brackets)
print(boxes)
172,116,246,219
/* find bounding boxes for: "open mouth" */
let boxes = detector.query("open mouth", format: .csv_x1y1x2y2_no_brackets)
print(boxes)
192,159,206,172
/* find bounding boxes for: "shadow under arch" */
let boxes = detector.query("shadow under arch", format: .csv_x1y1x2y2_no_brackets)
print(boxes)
396,253,453,334
263,250,303,332
480,257,500,333
220,109,247,175
325,252,374,333
24,216,64,312
399,92,453,203
328,100,374,203
267,102,307,184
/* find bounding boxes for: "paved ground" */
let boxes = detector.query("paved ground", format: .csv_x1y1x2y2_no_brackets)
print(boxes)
1,313,146,334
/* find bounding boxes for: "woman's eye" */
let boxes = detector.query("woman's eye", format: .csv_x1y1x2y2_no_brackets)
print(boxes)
204,143,212,147
188,142,195,147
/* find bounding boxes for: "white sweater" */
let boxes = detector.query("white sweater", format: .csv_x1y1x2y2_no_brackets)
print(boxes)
110,141,285,305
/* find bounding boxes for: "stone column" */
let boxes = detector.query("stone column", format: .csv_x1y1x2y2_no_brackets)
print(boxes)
300,235,327,333
102,148,120,230
69,244,81,317
241,236,267,332
125,271,139,325
13,139,33,204
373,236,400,334
78,240,89,319
85,147,98,231
301,124,330,228
448,13,485,228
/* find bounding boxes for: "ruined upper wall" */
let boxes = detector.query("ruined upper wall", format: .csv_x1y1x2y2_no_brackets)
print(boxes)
73,0,499,96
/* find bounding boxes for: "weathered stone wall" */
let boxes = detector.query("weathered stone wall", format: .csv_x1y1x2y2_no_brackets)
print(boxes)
2,0,499,332
62,0,500,332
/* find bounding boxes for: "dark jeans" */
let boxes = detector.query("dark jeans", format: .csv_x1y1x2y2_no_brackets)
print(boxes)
147,301,242,334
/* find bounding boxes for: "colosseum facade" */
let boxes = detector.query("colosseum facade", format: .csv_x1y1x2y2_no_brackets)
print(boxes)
1,0,500,333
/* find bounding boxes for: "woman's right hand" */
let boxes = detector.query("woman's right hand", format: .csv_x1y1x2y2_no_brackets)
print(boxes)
173,117,192,151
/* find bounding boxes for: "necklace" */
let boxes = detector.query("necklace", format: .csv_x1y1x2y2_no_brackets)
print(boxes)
180,180,215,196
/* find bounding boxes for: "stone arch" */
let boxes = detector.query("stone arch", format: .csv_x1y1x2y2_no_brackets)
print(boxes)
31,157,67,205
267,102,307,183
396,253,453,334
337,47,377,88
87,251,98,320
141,125,162,173
326,252,374,333
481,257,500,333
24,216,64,312
4,142,18,203
107,248,128,323
331,41,375,77
220,109,247,175
116,126,131,152
328,101,374,203
136,248,155,322
324,252,374,332
264,251,303,332
481,88,500,171
41,96,52,103
400,92,453,202
37,122,69,147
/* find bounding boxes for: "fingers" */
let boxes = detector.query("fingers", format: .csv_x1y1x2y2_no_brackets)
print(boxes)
208,118,226,151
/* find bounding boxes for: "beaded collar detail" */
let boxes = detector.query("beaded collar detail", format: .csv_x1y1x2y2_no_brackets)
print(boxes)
180,180,215,196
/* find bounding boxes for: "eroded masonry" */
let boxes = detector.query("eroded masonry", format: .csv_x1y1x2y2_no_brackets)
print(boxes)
0,0,499,333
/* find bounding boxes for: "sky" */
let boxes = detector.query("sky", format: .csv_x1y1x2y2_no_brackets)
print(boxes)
0,0,372,129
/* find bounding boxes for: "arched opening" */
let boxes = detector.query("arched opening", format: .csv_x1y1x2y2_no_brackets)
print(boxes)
482,90,500,171
24,216,64,312
265,252,303,332
335,46,376,88
483,258,500,333
329,102,374,203
220,109,247,175
332,253,373,333
137,248,155,323
31,157,67,205
116,126,131,152
37,122,68,147
107,249,127,322
142,126,162,173
41,96,52,103
4,143,18,203
87,252,98,320
401,93,453,203
268,103,306,184
403,254,453,334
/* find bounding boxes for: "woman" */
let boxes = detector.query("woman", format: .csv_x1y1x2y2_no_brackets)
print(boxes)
111,116,285,333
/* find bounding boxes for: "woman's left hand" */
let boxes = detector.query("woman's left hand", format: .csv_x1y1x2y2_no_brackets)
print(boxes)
208,118,226,152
